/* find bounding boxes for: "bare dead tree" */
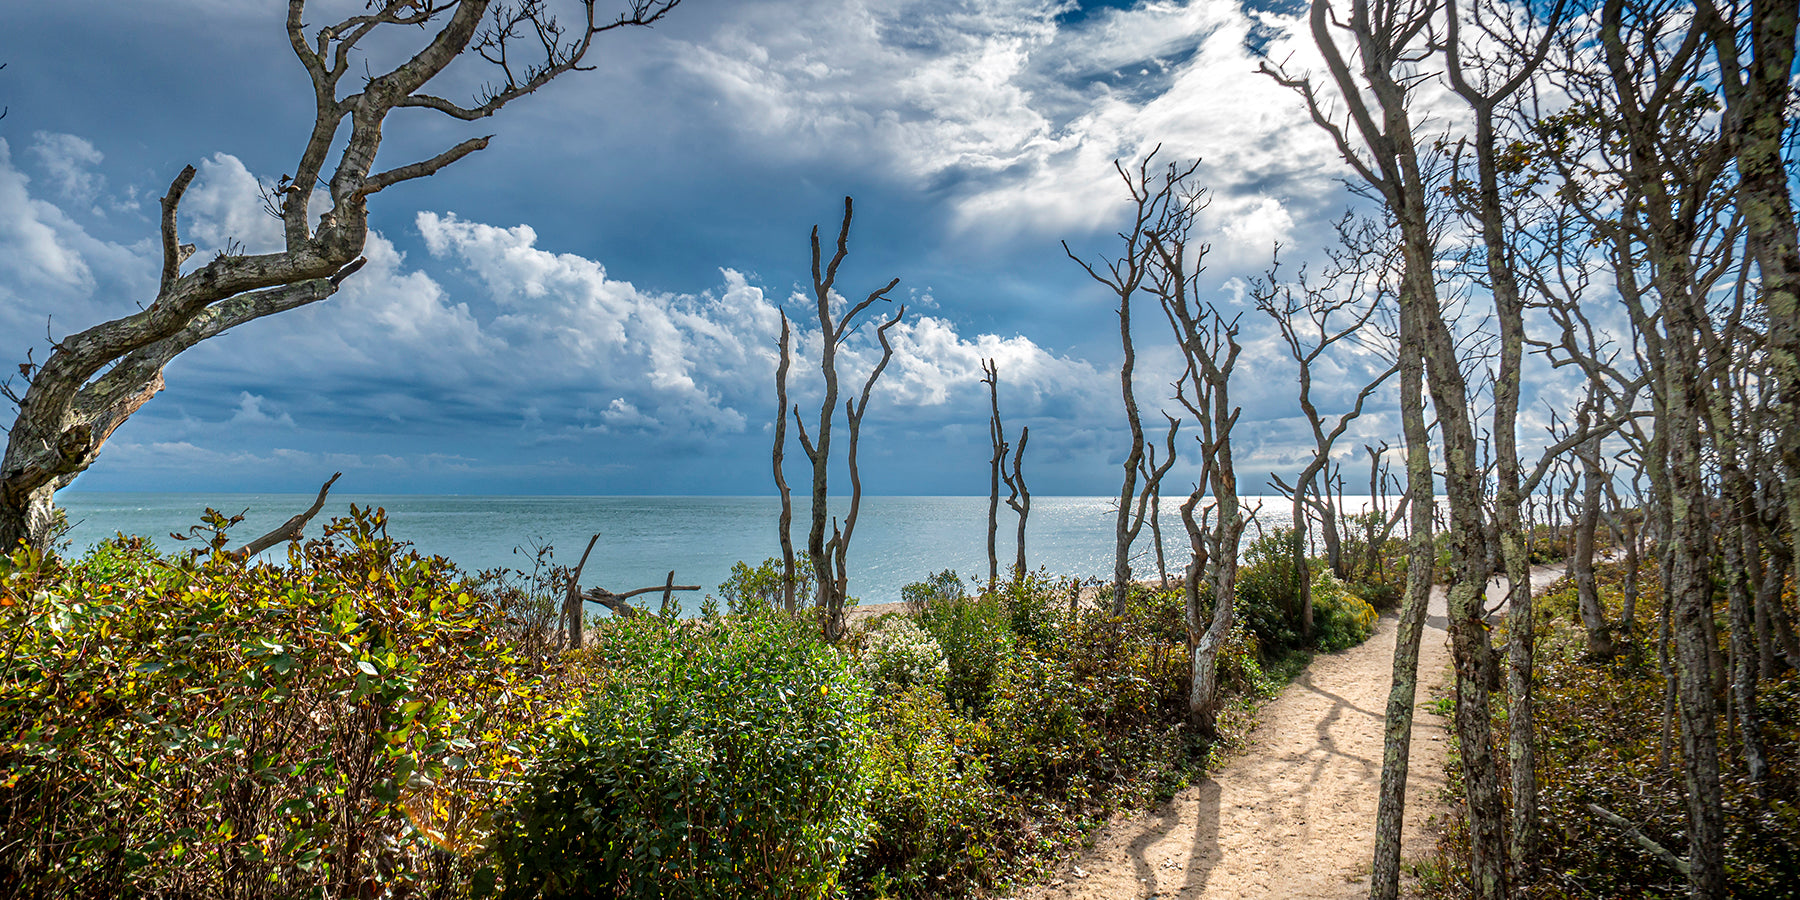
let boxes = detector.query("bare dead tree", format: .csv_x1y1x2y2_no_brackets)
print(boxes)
564,533,600,648
788,197,902,641
1139,420,1179,589
1004,427,1031,579
1697,0,1800,625
1254,234,1400,638
583,581,700,618
773,314,799,612
1539,0,1744,885
0,0,683,552
559,534,697,630
1065,149,1198,613
822,309,903,639
1354,441,1412,583
1163,297,1244,737
1134,166,1243,734
1265,0,1514,891
982,359,1008,586
1568,395,1617,659
984,359,1033,579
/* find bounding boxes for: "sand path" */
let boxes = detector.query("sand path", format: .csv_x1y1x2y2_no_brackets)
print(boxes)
1014,566,1564,900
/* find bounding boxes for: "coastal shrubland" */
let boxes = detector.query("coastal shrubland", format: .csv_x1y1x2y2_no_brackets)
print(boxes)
0,521,1384,899
1424,560,1800,899
0,507,572,899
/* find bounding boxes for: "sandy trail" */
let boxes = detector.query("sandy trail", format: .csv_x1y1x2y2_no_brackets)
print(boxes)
1014,566,1564,900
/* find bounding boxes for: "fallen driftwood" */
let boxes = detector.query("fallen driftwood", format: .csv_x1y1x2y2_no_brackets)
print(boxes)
229,472,342,560
1587,803,1691,875
582,578,700,619
561,532,700,647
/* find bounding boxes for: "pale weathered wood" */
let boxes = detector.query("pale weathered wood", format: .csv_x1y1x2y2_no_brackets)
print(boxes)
230,472,341,560
0,0,683,551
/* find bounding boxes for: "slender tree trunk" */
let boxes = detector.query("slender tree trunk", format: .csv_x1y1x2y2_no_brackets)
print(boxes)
1006,426,1032,579
1293,494,1314,638
795,198,901,639
1666,320,1729,898
773,314,798,613
983,359,1005,587
1574,424,1614,658
1114,287,1146,614
1370,298,1437,900
1149,475,1168,589
1320,497,1346,578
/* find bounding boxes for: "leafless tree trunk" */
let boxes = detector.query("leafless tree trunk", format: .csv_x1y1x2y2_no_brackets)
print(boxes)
1699,0,1800,637
1135,163,1244,734
773,314,798,613
1358,441,1411,584
1603,469,1644,635
826,312,902,638
982,359,1008,586
1268,0,1512,891
565,534,600,649
1370,277,1439,900
229,472,341,561
0,0,683,552
788,197,902,641
1141,431,1176,589
1066,151,1196,614
1572,400,1616,659
1577,1,1739,888
1005,426,1031,578
1254,234,1399,638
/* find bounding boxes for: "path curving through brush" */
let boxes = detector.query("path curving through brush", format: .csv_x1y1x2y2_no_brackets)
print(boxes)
1014,566,1564,900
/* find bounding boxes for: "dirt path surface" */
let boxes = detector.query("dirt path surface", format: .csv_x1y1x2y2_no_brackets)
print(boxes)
1014,567,1564,900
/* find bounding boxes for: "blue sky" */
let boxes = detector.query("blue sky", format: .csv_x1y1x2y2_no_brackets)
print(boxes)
0,0,1550,497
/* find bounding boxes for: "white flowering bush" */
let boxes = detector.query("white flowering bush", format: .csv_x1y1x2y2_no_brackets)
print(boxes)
861,617,949,694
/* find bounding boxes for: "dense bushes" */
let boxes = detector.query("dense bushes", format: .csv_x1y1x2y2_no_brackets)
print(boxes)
852,574,1196,898
1236,529,1306,649
1309,571,1378,652
1,525,1352,899
489,609,869,900
0,508,571,900
1428,562,1800,899
1235,528,1379,654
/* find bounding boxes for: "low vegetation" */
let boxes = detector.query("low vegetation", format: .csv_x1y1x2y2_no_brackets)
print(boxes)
0,517,1388,899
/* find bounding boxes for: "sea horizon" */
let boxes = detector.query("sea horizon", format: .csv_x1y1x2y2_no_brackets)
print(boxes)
53,491,1374,610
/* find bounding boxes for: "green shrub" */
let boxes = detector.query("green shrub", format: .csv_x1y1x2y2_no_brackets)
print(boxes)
717,557,814,613
990,571,1063,646
913,591,1015,714
900,570,966,614
1310,572,1378,652
1349,578,1401,611
489,610,870,900
850,685,1005,898
1235,528,1305,650
0,508,569,900
1215,621,1265,695
1121,583,1189,648
986,647,1102,790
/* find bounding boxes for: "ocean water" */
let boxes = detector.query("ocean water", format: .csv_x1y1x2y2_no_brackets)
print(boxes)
53,492,1341,610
